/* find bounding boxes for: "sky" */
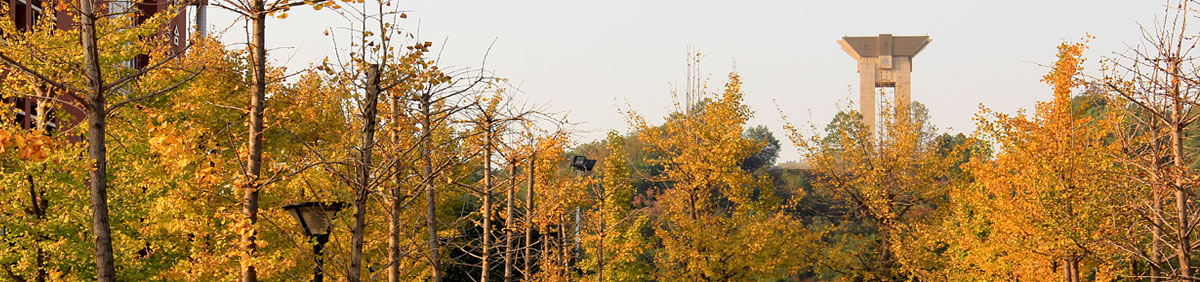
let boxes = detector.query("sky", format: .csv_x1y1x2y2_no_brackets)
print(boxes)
206,0,1166,162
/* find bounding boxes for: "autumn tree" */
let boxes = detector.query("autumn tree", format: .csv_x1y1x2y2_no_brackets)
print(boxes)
785,93,957,279
1098,1,1200,280
577,130,655,282
200,0,357,279
453,89,554,282
0,112,87,281
629,62,812,281
504,129,578,282
0,2,199,281
922,40,1127,282
497,123,568,282
307,2,450,280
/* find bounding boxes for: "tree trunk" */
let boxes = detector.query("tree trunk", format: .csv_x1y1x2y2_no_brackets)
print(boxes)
388,71,403,282
560,213,568,279
85,77,114,282
482,124,494,282
1152,182,1163,282
32,91,49,132
878,223,894,279
597,182,605,282
78,0,114,279
1171,121,1190,279
27,173,48,282
1151,122,1163,282
1169,58,1191,279
504,163,517,282
1063,257,1080,282
34,247,45,282
1063,259,1070,282
421,95,442,281
523,154,536,279
242,5,268,282
541,223,551,278
348,64,381,282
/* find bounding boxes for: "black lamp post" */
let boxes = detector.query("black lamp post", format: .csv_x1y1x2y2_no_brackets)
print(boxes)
283,202,345,282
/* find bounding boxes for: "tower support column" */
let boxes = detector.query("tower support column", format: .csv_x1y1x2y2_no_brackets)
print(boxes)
838,34,931,133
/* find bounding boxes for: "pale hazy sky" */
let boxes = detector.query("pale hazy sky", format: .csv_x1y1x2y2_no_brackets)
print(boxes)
207,0,1164,162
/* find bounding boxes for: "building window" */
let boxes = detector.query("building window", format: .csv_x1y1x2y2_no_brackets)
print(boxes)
30,3,41,30
12,98,28,128
14,0,29,30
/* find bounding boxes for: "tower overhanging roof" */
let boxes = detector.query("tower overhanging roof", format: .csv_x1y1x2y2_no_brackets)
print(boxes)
838,34,931,60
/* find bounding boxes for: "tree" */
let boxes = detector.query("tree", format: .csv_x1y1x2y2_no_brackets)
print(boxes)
929,40,1126,282
784,97,957,280
1098,1,1200,280
201,0,348,279
0,117,87,281
740,125,781,171
522,133,584,282
381,42,491,282
456,90,543,282
313,3,437,280
579,130,655,282
122,34,358,281
500,124,569,282
0,3,198,280
629,63,812,281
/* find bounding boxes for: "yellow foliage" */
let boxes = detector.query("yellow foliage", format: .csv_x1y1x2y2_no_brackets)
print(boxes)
930,39,1126,281
630,70,813,281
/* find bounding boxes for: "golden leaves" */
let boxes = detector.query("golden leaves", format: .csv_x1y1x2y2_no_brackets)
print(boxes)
0,129,54,161
0,129,14,154
149,123,195,169
938,39,1124,281
626,67,811,280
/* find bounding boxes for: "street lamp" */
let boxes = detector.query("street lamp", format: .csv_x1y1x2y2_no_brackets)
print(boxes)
570,155,596,172
283,202,345,282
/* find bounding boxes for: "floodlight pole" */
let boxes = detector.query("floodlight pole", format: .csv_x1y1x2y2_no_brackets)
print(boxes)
569,155,598,280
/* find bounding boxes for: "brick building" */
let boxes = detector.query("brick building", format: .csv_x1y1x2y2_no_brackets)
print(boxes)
3,0,203,131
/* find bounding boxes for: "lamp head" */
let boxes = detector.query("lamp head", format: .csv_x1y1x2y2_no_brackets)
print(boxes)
571,155,597,172
283,202,346,237
570,155,587,171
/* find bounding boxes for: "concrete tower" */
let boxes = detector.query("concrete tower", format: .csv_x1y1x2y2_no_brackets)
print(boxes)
838,34,931,132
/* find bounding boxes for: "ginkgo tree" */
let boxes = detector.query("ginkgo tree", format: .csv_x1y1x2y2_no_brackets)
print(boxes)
576,130,655,282
0,2,199,281
0,116,87,281
784,85,959,280
629,64,813,281
918,40,1127,282
1096,1,1200,280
